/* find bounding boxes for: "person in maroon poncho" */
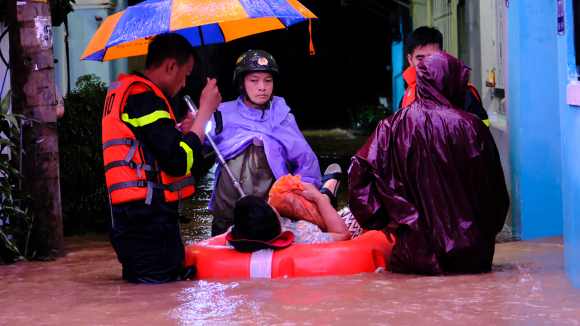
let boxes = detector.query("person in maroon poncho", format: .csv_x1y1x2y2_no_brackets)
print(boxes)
348,51,510,275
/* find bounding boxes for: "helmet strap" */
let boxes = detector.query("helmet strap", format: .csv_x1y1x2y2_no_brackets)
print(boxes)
240,85,272,116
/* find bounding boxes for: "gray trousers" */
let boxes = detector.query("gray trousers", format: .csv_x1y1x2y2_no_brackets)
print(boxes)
211,142,276,236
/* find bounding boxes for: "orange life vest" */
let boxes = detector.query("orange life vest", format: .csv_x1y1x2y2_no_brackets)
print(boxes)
401,66,481,108
102,74,195,206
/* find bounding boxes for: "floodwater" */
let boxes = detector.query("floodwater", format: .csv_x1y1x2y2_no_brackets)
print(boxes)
2,235,579,325
1,129,578,325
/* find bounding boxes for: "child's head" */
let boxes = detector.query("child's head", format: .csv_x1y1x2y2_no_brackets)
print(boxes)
226,195,293,253
232,195,281,242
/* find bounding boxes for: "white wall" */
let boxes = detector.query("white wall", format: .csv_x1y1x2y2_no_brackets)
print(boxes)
57,0,129,91
478,0,505,115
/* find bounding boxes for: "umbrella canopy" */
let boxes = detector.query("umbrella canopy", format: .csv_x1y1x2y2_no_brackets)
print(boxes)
81,0,317,62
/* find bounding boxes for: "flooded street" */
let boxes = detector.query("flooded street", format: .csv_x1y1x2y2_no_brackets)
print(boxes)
2,235,579,325
1,130,578,325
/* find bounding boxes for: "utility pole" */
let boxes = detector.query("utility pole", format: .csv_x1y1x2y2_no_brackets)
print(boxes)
7,0,64,257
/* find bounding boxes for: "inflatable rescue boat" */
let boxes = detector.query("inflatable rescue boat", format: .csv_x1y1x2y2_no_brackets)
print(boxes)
183,231,394,279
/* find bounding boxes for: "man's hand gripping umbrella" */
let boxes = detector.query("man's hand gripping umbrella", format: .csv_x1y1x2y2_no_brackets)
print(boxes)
183,95,247,199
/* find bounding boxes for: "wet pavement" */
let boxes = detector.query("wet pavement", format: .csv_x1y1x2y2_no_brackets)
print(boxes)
2,129,573,325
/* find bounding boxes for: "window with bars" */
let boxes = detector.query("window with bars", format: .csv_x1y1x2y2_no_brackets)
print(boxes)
432,0,454,55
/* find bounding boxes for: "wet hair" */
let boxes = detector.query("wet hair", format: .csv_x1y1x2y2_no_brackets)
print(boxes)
406,26,443,55
232,195,282,242
145,33,194,69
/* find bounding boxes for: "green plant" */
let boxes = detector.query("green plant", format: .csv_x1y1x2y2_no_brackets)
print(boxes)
348,103,390,135
58,74,109,235
0,90,49,264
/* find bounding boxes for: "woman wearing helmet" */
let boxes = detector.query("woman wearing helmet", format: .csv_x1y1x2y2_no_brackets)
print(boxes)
203,50,324,236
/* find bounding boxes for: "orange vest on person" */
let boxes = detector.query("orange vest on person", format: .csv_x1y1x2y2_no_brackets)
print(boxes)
102,74,195,205
400,66,481,108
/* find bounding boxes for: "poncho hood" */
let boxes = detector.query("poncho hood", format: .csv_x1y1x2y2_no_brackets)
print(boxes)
348,52,509,275
415,51,470,110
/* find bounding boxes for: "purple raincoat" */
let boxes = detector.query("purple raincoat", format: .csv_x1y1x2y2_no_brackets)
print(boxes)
204,96,321,210
348,52,509,275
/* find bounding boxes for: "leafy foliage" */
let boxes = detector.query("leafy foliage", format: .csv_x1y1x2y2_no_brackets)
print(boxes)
58,74,109,236
0,90,50,265
348,102,391,135
0,0,75,26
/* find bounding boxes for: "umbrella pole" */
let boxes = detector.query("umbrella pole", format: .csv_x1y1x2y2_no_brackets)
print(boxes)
196,26,224,136
197,26,211,79
183,95,246,199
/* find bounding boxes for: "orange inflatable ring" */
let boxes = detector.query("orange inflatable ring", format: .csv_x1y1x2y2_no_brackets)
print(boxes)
183,231,394,279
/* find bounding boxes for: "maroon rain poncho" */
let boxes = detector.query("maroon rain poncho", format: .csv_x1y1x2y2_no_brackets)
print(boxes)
348,52,509,275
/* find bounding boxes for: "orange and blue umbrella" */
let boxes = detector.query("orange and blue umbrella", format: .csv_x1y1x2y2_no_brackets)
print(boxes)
81,0,317,62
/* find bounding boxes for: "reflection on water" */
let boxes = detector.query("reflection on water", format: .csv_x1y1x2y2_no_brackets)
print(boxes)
169,281,262,324
180,164,216,245
163,239,580,325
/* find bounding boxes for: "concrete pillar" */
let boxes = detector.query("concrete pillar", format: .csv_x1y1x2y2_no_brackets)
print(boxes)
392,25,405,112
557,0,580,289
507,0,563,239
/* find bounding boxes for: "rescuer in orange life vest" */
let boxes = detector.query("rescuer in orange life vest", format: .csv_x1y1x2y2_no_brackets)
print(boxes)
102,33,222,283
399,26,489,126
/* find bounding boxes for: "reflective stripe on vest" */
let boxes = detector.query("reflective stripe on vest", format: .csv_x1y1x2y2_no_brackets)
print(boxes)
102,74,195,205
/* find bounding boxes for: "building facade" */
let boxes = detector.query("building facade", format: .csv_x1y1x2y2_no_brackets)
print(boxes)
52,0,129,93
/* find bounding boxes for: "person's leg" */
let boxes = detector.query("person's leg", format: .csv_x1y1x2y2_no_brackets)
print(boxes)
211,153,246,236
110,223,187,284
319,163,341,209
319,179,337,203
338,205,364,239
318,164,366,239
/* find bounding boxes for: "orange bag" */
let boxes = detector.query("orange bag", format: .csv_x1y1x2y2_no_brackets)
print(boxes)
268,174,327,231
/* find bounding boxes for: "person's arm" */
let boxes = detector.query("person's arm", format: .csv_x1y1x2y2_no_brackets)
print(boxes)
123,79,220,177
124,93,201,177
294,182,351,242
180,78,222,143
461,89,489,126
284,114,322,188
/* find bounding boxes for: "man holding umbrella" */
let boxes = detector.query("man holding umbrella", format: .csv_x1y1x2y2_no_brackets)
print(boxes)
102,33,222,283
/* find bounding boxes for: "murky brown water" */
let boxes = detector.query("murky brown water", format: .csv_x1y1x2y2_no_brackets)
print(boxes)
3,129,574,325
1,235,579,325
